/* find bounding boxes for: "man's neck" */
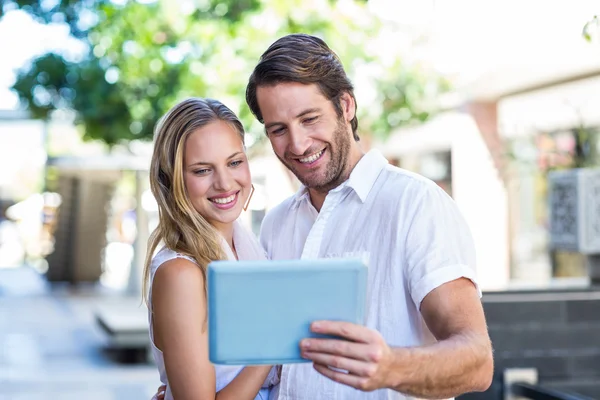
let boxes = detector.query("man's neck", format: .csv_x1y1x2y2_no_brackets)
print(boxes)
308,146,365,212
308,189,328,212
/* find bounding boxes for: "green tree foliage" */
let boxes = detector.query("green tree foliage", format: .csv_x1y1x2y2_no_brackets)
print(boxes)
3,0,449,147
583,15,598,42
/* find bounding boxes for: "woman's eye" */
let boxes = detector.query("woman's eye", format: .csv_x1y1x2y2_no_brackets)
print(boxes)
230,160,243,167
194,169,210,175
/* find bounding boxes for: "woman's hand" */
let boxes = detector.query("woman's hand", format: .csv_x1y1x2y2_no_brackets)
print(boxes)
152,384,166,400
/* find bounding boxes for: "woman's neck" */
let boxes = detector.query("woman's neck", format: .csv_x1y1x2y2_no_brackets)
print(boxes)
213,221,237,259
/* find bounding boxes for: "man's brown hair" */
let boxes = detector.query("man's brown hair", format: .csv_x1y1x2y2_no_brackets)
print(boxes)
246,33,359,141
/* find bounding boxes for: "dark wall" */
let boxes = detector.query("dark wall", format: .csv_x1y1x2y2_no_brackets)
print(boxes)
458,289,600,399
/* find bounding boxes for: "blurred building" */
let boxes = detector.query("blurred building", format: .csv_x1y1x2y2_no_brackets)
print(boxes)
0,110,46,201
0,110,47,268
373,28,600,291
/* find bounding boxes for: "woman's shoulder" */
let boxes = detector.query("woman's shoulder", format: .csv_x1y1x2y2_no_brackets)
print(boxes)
151,251,204,298
153,246,197,265
148,248,204,311
153,256,203,286
151,247,198,277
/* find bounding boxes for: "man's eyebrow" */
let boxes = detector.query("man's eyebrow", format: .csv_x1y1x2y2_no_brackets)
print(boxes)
265,121,283,131
264,108,321,130
295,108,320,119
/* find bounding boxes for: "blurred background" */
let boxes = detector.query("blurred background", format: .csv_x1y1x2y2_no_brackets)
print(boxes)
0,0,599,399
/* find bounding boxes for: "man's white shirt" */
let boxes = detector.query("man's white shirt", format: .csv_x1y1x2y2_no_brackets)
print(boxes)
260,149,480,400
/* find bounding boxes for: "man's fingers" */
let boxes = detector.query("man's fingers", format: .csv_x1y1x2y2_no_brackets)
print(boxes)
302,351,376,377
310,321,373,343
300,338,376,361
312,363,374,391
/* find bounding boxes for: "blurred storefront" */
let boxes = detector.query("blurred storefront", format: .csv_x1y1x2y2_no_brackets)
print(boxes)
376,71,600,292
499,74,600,284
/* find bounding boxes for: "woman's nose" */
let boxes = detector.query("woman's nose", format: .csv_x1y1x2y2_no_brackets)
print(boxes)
213,170,233,191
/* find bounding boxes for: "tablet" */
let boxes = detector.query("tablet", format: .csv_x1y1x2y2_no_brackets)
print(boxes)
207,258,367,365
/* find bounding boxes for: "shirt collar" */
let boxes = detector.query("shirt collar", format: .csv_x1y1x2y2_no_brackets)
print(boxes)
291,184,310,209
347,149,388,202
290,149,388,207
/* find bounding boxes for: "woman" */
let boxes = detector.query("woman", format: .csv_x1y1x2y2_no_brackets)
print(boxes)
143,98,278,400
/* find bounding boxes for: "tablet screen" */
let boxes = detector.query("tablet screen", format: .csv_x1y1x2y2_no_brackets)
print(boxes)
207,258,367,365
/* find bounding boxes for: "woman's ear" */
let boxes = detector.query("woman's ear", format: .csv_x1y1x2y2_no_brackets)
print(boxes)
339,92,356,122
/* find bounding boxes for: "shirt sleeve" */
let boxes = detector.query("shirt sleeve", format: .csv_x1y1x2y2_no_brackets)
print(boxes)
403,182,481,309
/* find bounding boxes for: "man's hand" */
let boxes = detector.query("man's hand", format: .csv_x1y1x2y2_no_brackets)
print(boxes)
300,321,393,391
152,384,166,400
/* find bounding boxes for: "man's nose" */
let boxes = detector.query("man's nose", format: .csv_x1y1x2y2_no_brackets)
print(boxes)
287,126,312,156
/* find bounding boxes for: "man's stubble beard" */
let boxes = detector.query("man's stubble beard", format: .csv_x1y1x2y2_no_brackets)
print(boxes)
276,118,352,193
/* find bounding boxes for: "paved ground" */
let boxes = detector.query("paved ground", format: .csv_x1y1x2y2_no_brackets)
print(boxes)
0,266,160,400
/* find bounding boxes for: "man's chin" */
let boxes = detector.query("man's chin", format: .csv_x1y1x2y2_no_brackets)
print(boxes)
294,172,327,190
287,164,340,191
299,177,337,193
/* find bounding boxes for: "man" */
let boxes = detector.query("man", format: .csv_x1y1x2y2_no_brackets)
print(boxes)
246,34,493,400
155,33,493,399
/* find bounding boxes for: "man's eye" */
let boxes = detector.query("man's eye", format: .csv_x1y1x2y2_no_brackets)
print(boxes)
304,117,318,124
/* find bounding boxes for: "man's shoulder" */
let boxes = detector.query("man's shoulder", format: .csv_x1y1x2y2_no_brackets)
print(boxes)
377,163,443,199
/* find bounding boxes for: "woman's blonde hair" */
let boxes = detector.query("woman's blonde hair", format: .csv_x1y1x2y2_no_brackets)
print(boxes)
142,98,245,305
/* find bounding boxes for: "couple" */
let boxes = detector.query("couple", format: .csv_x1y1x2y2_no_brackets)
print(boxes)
145,34,494,400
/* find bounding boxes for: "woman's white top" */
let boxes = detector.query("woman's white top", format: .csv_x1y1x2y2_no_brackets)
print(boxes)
148,220,278,400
